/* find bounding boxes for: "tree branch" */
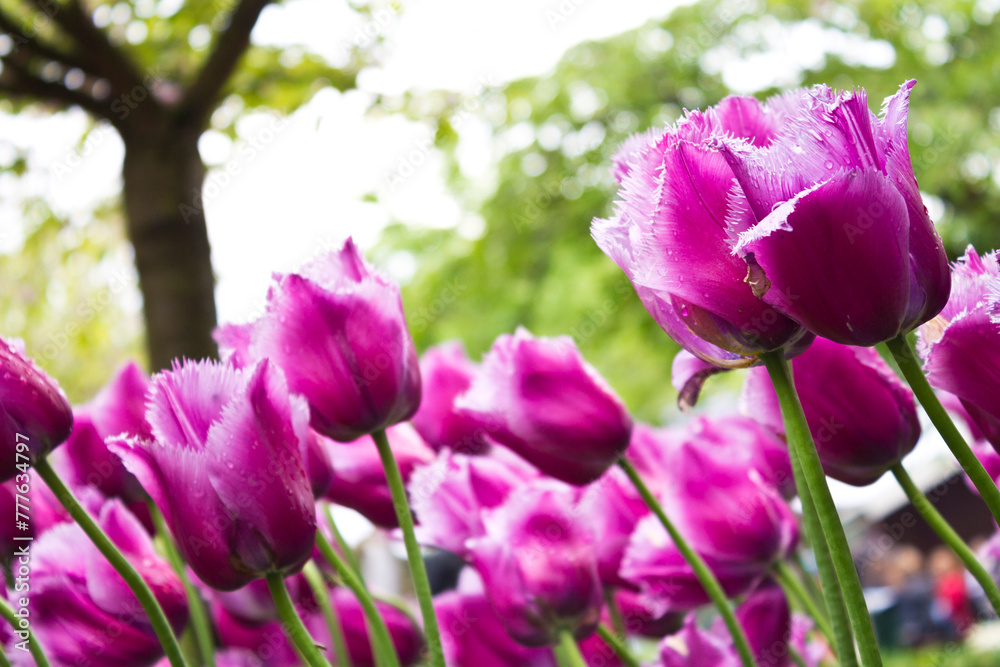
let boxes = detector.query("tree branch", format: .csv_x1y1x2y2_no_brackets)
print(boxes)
181,0,273,121
0,57,121,126
24,0,146,96
0,5,94,76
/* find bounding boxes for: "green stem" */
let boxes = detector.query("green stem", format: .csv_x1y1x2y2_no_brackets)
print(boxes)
316,532,401,667
617,457,758,667
265,571,331,667
892,463,1000,615
784,424,858,667
34,457,188,667
324,504,364,581
149,502,216,667
0,597,50,667
0,643,11,667
773,560,834,646
372,429,444,667
761,353,881,667
554,630,587,667
596,625,639,667
793,552,824,608
885,334,1000,524
603,588,626,638
303,561,353,667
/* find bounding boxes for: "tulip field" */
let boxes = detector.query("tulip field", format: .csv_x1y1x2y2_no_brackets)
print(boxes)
5,75,1000,667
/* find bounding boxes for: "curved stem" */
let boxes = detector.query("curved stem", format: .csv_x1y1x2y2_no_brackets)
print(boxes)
761,353,881,667
892,463,1000,615
0,597,50,667
617,457,758,667
149,502,216,667
372,429,444,667
265,571,331,667
554,630,587,667
324,504,363,581
773,560,834,646
603,588,626,638
596,625,639,667
784,426,858,667
303,561,353,667
0,643,11,667
793,552,824,607
316,532,401,667
885,334,1000,524
34,457,188,667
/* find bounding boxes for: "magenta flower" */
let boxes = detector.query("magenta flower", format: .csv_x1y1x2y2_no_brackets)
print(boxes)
919,247,1000,450
217,238,421,442
593,101,813,369
111,359,316,591
577,465,647,588
595,80,950,361
213,584,424,667
657,581,793,667
435,570,557,667
621,422,798,613
411,341,490,454
62,361,151,502
467,483,603,647
716,81,950,346
742,336,920,486
0,337,73,481
409,447,540,558
318,423,435,528
457,328,633,485
13,500,188,666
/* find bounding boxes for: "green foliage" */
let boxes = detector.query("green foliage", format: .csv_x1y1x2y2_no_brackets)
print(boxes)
378,0,1000,422
0,200,144,403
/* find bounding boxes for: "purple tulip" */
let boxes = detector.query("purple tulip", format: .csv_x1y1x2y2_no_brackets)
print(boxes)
14,499,188,666
409,447,540,558
613,588,684,638
435,569,557,667
577,465,648,588
656,581,793,667
789,615,830,667
595,81,950,358
318,422,434,528
919,247,1000,450
303,430,335,498
111,359,317,591
214,584,424,667
0,336,73,481
411,341,491,454
742,336,920,486
716,81,950,346
621,421,798,613
592,101,813,369
457,328,633,485
61,361,152,503
467,483,603,647
218,237,421,442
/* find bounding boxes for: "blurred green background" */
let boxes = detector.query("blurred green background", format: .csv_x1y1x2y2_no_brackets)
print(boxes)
3,0,1000,426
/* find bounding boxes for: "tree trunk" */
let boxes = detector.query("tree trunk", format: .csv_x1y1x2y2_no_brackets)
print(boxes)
121,118,218,371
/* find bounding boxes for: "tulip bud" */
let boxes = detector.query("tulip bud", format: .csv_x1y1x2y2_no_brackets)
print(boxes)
111,359,317,591
409,447,539,558
24,500,188,666
919,246,1000,451
742,337,920,486
318,423,435,528
436,569,558,666
467,484,603,647
0,336,73,481
457,328,633,485
621,421,798,613
411,341,490,454
221,238,421,442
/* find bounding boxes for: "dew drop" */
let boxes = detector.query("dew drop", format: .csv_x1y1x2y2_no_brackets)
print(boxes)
824,160,834,169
